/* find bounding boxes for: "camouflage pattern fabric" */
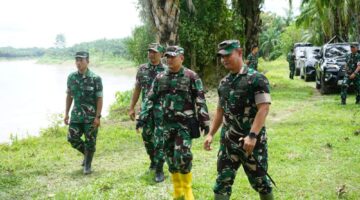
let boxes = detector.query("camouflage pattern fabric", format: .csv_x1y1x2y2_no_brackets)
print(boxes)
139,66,210,173
247,53,259,70
287,52,295,79
67,123,98,152
136,62,166,169
214,66,272,196
341,52,360,101
67,69,103,123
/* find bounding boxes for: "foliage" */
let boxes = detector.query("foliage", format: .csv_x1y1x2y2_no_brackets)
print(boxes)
124,25,156,65
108,90,133,121
0,47,45,58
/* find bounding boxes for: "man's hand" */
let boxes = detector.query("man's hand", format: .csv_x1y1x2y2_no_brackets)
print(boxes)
136,120,145,133
243,136,257,156
93,117,101,128
128,108,136,121
350,73,356,80
64,114,69,125
203,134,213,151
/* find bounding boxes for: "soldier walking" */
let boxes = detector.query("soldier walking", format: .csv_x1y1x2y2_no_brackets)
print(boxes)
340,44,360,105
64,51,103,175
137,46,210,200
246,45,259,70
204,40,274,200
287,48,295,79
129,43,167,182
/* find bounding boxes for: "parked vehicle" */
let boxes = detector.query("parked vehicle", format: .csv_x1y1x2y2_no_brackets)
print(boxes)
299,46,321,81
315,42,356,94
294,43,313,76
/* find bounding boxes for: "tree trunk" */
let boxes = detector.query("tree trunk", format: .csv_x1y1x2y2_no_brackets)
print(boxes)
148,0,180,45
236,0,262,56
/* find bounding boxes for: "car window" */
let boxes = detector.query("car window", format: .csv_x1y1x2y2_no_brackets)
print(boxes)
324,45,350,58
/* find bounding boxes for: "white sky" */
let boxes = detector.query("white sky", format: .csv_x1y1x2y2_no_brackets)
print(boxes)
263,0,301,17
0,0,301,48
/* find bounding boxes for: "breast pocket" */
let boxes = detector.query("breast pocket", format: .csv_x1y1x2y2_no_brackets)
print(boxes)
230,89,247,115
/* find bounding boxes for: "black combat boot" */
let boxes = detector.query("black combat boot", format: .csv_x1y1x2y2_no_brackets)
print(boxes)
149,161,156,171
341,98,346,105
83,151,94,175
356,96,360,104
155,170,165,183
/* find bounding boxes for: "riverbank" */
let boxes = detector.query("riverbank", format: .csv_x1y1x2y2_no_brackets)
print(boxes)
1,59,360,199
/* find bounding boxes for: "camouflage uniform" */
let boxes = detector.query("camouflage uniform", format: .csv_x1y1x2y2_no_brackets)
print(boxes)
341,52,360,103
139,66,210,173
67,69,103,153
135,62,166,169
287,52,295,79
214,66,272,197
247,52,259,70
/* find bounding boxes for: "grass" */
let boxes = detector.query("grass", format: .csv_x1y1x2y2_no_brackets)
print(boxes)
1,58,360,199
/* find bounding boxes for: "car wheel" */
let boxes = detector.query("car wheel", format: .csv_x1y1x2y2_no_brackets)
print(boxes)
320,76,331,94
295,68,300,76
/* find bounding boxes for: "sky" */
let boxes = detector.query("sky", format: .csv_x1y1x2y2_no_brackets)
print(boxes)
0,0,301,48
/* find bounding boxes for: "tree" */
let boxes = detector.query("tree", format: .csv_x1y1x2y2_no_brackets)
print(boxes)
232,0,264,56
55,34,66,48
138,0,195,45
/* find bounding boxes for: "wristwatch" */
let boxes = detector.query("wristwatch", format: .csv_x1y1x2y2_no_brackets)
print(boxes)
248,132,258,139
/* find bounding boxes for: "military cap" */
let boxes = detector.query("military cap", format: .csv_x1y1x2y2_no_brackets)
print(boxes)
217,40,241,56
148,43,165,53
350,44,358,48
164,46,185,57
75,51,89,58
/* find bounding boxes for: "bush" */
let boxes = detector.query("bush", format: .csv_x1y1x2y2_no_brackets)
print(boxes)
108,90,133,121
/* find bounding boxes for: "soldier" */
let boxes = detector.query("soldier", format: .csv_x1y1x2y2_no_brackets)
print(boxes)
204,40,274,200
137,46,210,200
128,43,166,182
340,44,360,105
64,51,103,175
287,48,295,79
246,45,259,70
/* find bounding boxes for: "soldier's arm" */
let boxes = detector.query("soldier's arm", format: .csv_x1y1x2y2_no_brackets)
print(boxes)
250,103,270,134
129,85,141,121
64,76,73,125
93,77,103,127
64,93,73,125
192,75,210,132
204,105,223,151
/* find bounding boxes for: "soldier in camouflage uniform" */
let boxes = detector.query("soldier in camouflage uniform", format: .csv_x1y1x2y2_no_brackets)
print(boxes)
246,45,259,70
204,40,274,200
340,44,360,105
137,46,210,200
64,51,103,175
129,43,166,182
287,48,295,79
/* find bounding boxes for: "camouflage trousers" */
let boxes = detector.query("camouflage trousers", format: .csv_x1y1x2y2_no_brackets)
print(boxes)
67,123,98,153
162,122,193,174
142,117,165,171
341,75,360,101
213,127,272,196
289,64,295,79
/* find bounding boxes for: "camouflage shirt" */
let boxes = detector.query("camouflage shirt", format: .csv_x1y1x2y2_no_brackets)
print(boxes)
345,52,360,74
135,63,166,102
67,69,103,123
247,52,259,69
218,66,271,141
287,52,295,65
140,66,210,129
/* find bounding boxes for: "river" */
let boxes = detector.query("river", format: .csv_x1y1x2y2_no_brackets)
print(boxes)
0,60,135,143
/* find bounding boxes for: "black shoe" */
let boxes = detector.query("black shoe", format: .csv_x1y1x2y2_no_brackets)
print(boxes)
356,97,360,104
341,99,346,105
149,162,156,171
154,171,165,183
83,151,94,175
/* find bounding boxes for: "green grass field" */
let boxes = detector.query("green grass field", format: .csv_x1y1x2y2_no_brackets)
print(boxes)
1,58,360,199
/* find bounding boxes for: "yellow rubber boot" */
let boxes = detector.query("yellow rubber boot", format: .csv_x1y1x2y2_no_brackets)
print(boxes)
181,172,194,200
171,173,184,199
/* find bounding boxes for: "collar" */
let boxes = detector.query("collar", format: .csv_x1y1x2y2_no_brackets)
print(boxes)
165,66,185,76
78,68,91,78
